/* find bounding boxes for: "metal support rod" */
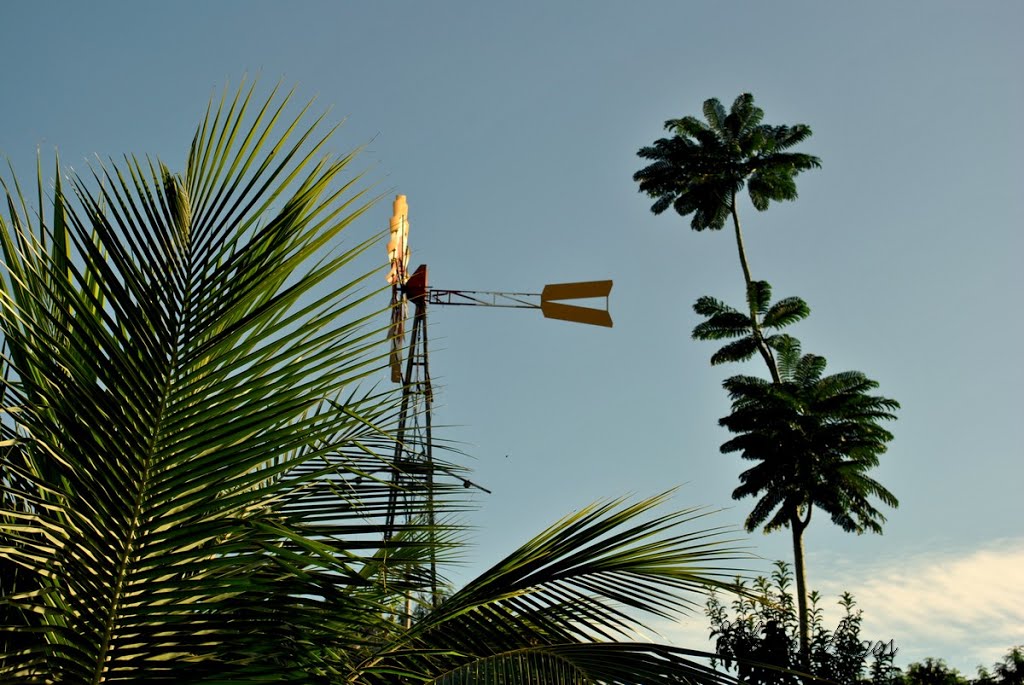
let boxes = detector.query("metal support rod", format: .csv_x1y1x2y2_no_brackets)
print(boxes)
426,288,541,309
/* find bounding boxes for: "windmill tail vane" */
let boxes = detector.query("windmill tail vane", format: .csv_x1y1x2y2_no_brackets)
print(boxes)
424,280,613,327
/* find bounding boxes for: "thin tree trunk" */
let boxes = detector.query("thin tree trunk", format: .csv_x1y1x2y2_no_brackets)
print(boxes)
729,197,781,384
732,194,813,668
790,509,811,670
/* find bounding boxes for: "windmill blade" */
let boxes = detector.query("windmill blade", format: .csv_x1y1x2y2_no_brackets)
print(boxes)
387,194,410,286
387,194,411,383
390,288,406,383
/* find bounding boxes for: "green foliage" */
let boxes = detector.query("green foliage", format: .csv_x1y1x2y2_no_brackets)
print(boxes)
976,647,1024,685
903,659,971,685
692,287,899,538
363,493,751,684
706,561,898,685
692,280,809,366
633,93,821,231
643,92,899,669
995,647,1024,685
1,81,754,684
0,80,416,683
719,337,899,535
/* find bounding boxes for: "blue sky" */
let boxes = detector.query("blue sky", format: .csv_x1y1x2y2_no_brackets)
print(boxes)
2,1,1021,672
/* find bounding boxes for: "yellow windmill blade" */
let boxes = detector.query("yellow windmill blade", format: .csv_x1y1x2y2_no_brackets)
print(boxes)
387,195,411,383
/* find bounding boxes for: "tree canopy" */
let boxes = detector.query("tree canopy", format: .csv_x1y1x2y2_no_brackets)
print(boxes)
633,92,820,231
719,337,900,536
1,81,754,684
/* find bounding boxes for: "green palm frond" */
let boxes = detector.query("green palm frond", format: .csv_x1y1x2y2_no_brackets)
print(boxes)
703,98,728,135
692,296,742,321
774,337,803,380
692,297,750,342
0,81,452,682
693,285,807,368
746,280,772,317
793,353,827,387
761,297,809,330
767,125,814,152
424,643,740,685
725,94,763,140
358,493,751,683
709,338,760,366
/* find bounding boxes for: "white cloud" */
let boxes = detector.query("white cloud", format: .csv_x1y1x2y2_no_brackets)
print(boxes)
647,538,1024,674
817,538,1024,672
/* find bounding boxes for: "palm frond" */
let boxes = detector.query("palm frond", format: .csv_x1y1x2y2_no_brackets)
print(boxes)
709,338,760,366
692,298,752,342
692,295,741,321
762,296,810,330
745,280,772,316
424,643,740,685
703,98,728,137
725,94,762,139
360,493,751,683
0,82,447,682
774,337,803,381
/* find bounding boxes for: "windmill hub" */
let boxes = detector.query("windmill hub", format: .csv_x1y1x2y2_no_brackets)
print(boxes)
403,264,428,304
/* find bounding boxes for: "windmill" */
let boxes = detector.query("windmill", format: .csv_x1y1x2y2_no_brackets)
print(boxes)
383,194,612,600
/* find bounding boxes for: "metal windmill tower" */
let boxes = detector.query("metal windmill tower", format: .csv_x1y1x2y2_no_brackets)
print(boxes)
382,194,612,603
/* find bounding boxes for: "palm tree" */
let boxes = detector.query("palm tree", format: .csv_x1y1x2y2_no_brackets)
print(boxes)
1,81,753,683
717,338,899,665
634,93,820,381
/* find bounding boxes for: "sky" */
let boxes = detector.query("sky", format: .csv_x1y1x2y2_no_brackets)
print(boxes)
2,0,1021,673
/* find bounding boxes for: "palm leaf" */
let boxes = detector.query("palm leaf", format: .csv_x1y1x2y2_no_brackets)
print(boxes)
691,296,752,342
0,82,444,683
358,493,752,683
703,98,728,136
425,643,740,685
761,297,810,330
709,338,760,366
